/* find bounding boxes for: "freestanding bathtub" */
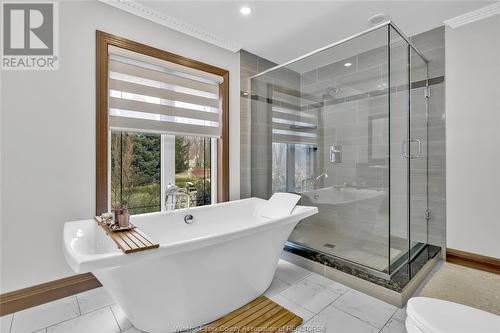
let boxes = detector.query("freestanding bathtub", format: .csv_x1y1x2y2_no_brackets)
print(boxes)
63,197,317,333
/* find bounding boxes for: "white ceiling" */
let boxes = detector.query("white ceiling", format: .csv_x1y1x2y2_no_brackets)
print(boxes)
134,1,491,64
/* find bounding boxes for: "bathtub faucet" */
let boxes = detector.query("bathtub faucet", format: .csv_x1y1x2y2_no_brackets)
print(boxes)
165,183,192,211
315,172,329,183
301,172,329,191
165,183,180,210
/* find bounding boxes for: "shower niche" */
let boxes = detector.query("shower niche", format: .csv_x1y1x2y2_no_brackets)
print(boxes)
250,22,440,281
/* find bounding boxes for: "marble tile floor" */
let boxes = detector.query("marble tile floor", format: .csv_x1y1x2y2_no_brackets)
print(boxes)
1,260,408,333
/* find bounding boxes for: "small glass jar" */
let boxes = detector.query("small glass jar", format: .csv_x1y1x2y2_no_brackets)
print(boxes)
113,207,130,228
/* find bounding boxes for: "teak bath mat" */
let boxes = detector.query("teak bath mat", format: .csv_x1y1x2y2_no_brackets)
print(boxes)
95,217,159,254
198,296,303,333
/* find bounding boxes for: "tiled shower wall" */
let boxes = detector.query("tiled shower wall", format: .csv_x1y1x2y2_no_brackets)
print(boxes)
240,27,446,256
240,50,277,199
240,50,302,199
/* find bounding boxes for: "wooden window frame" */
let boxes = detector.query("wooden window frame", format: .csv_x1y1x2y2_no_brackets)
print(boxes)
96,31,229,215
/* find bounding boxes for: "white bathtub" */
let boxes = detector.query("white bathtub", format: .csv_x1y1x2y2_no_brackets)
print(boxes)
63,198,317,333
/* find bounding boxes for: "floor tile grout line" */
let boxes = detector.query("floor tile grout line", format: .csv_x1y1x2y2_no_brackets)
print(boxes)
311,290,345,315
280,271,349,300
298,291,346,327
9,313,14,333
284,271,312,286
277,278,345,321
10,304,80,333
269,276,297,296
109,304,125,332
75,295,82,316
273,275,292,287
266,276,293,296
42,312,82,333
331,303,391,331
376,308,400,333
79,303,115,316
41,304,112,332
32,328,47,333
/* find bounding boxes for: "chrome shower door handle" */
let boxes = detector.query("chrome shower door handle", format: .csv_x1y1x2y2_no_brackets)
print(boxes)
401,139,422,159
411,138,422,159
401,140,410,158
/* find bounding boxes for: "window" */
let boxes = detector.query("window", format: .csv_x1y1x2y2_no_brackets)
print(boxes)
111,132,214,214
96,32,229,215
111,131,161,215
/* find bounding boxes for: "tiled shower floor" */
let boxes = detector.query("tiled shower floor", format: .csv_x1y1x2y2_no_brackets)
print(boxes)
289,224,403,271
0,260,408,333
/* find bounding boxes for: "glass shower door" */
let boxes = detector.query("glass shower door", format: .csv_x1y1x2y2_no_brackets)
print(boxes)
409,48,429,259
284,26,393,273
250,22,430,276
388,26,411,274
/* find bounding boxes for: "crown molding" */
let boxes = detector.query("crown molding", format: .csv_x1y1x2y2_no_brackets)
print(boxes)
98,0,242,53
444,2,500,28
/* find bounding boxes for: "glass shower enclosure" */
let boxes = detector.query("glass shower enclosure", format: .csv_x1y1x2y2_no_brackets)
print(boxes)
250,22,430,276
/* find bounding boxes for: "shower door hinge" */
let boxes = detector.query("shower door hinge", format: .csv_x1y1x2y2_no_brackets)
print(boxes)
424,87,431,99
425,209,431,221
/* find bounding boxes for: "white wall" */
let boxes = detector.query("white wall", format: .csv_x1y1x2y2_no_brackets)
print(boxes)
445,14,500,258
0,1,240,293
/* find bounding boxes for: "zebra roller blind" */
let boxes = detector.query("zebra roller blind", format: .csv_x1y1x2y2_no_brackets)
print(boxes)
108,45,223,137
271,90,318,146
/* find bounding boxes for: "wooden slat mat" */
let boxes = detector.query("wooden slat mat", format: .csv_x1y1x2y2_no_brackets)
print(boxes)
95,219,159,254
198,296,302,333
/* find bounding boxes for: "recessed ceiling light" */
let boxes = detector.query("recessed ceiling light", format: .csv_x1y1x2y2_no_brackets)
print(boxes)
240,6,252,15
344,62,352,67
367,13,390,27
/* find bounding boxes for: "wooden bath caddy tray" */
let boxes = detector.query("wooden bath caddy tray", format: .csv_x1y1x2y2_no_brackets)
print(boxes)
95,217,159,254
198,296,302,333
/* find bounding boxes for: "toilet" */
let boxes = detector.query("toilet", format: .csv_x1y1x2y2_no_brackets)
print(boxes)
406,297,500,333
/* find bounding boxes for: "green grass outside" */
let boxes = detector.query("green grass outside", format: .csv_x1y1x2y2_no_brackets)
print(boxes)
114,173,211,215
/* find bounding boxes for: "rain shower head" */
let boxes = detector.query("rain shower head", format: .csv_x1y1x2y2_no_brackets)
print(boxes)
322,87,341,100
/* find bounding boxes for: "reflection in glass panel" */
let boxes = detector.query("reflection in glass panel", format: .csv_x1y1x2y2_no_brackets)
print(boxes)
252,26,392,272
272,142,287,192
